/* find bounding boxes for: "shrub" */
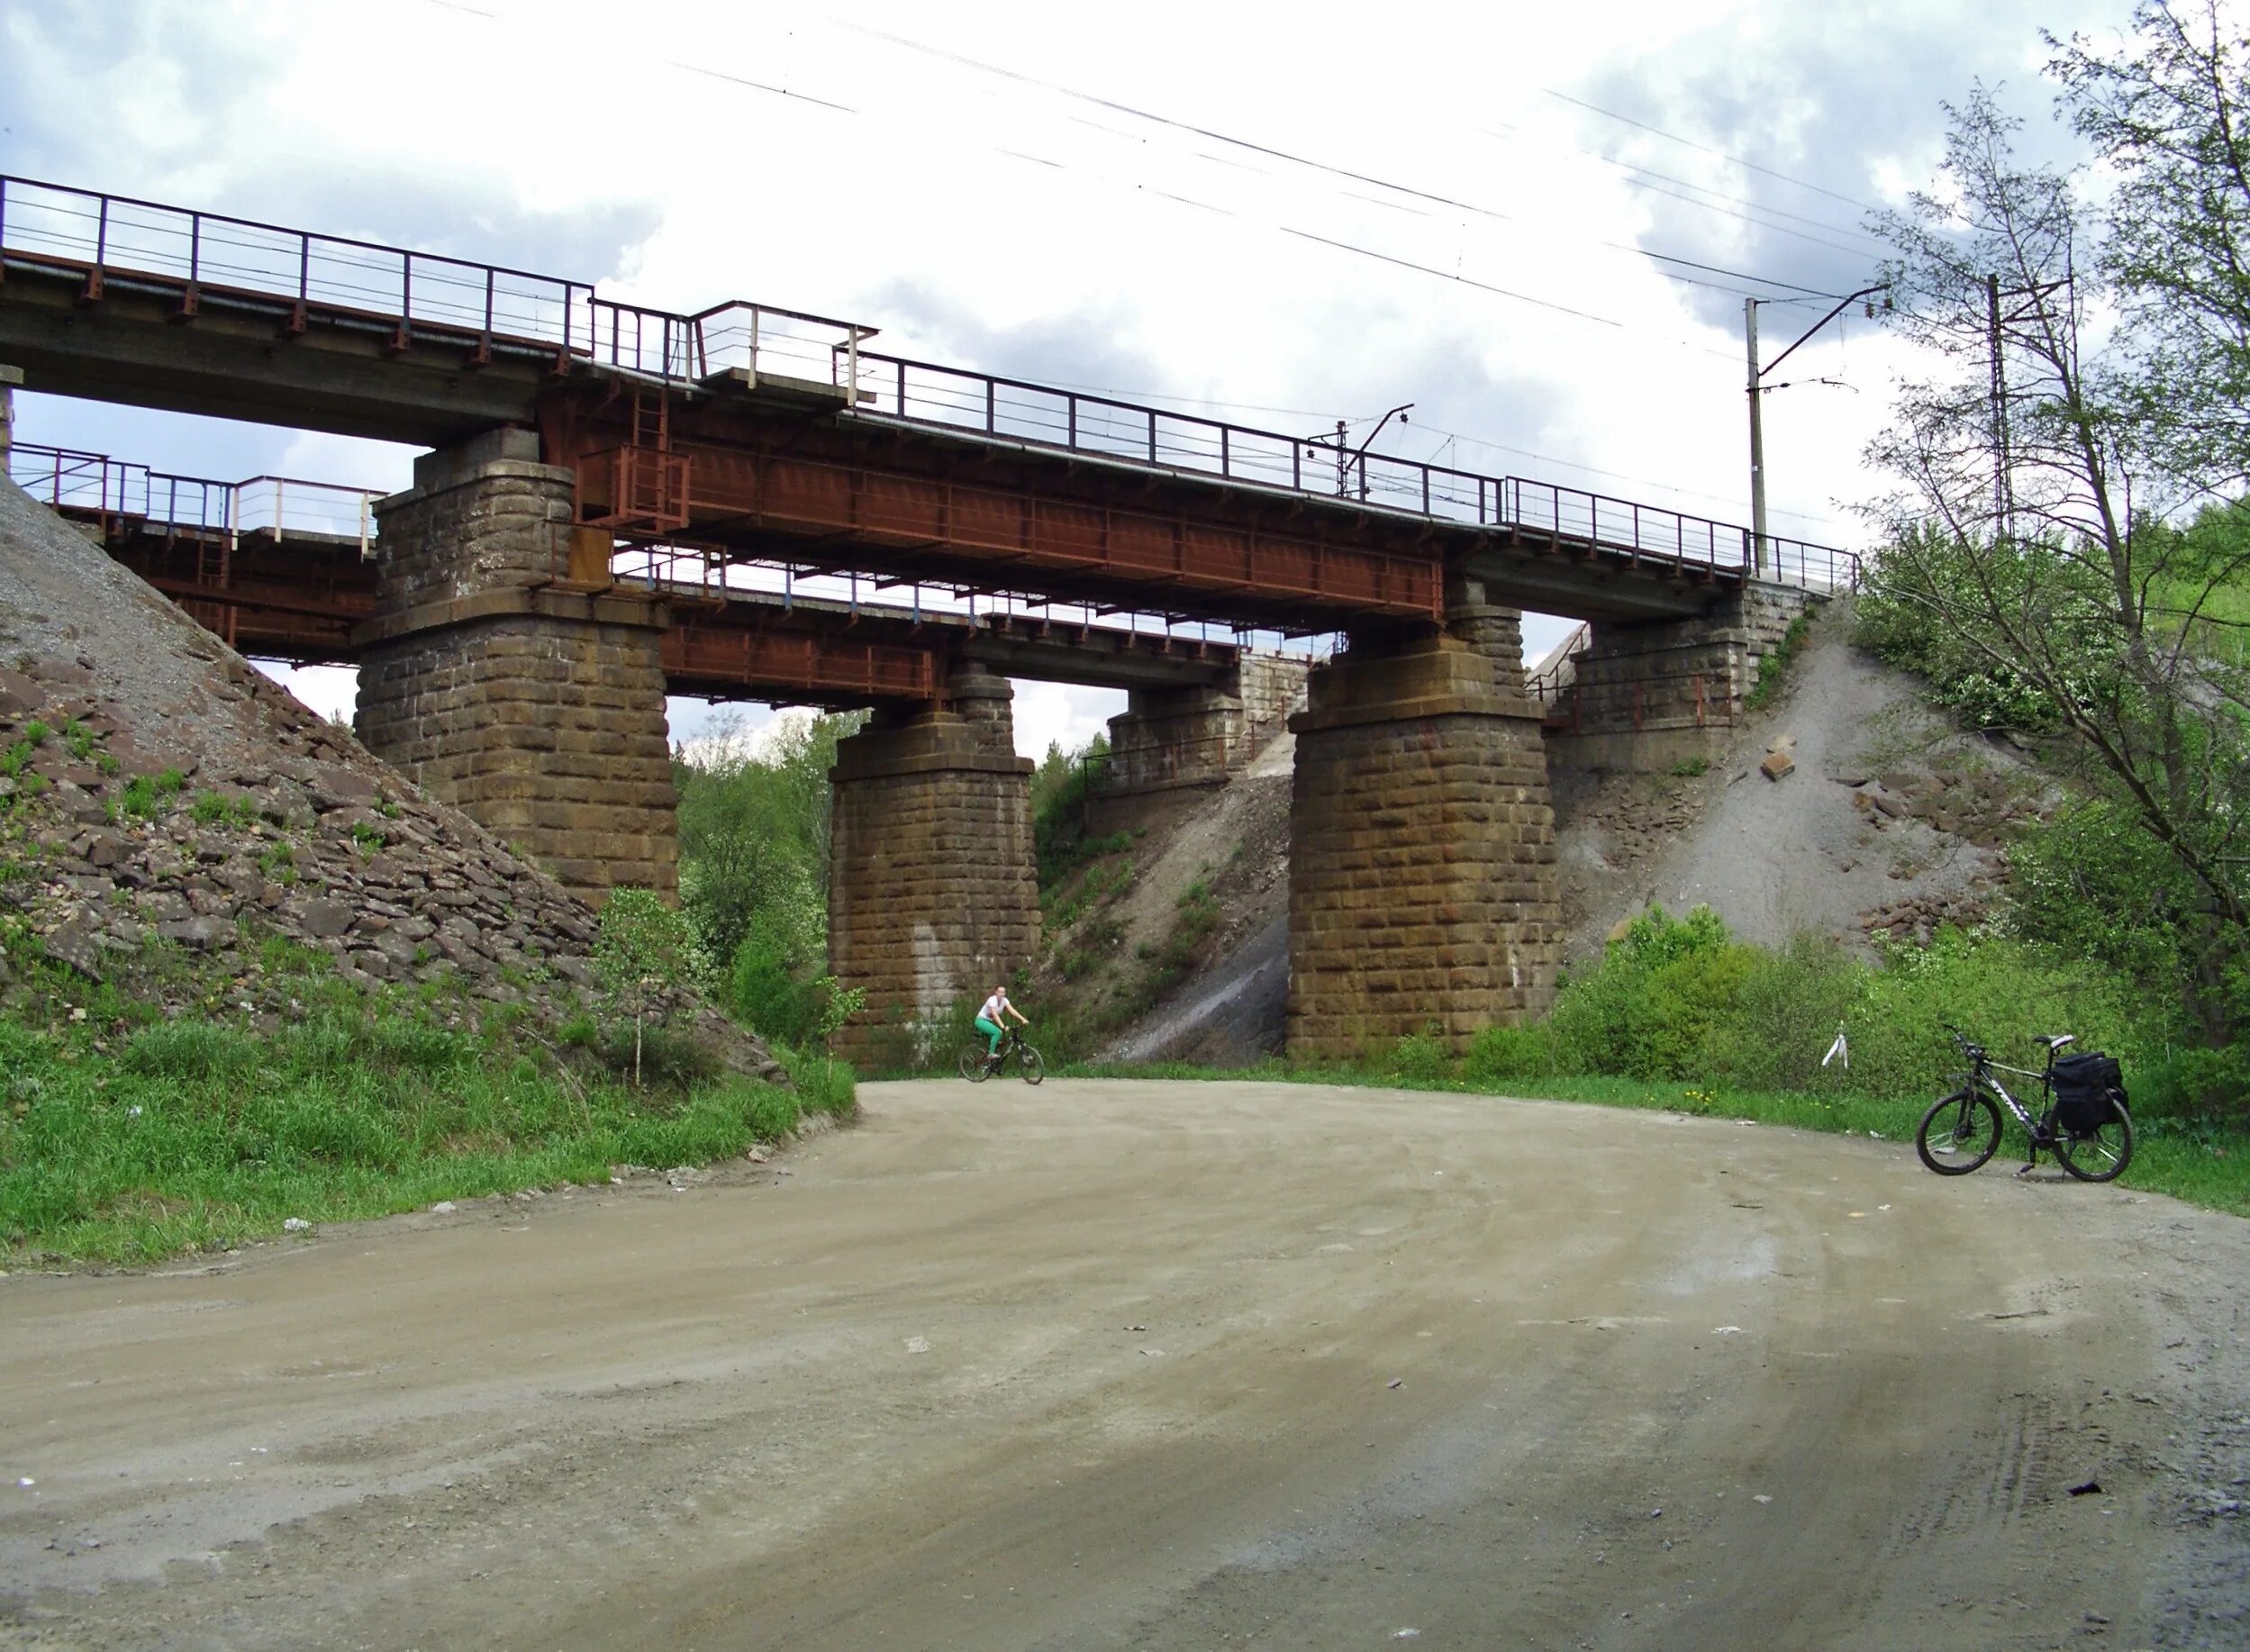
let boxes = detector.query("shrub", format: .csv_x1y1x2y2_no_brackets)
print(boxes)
594,889,705,1085
1464,1022,1561,1083
1547,904,1745,1079
1704,933,1865,1093
1388,1028,1449,1084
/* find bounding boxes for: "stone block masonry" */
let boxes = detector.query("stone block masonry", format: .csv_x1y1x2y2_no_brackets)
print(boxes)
354,429,678,906
1545,582,1817,773
1086,653,1311,836
1287,594,1561,1057
828,665,1039,1065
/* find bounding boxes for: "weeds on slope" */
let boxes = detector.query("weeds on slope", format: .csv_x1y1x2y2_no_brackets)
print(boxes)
0,961,855,1266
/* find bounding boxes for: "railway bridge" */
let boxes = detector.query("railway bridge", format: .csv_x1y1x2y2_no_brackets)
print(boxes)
0,177,1853,1057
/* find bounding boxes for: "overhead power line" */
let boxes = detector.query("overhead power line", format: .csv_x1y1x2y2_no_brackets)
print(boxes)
1540,88,1885,217
405,0,1876,363
848,23,1877,306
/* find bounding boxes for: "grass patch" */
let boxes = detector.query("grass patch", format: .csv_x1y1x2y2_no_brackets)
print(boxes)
0,990,831,1266
189,790,261,830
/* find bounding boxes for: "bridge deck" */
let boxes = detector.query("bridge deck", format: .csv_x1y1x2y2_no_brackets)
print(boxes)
8,444,1242,705
0,176,1858,630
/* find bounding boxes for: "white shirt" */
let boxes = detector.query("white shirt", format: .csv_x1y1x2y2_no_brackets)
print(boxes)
980,992,1009,1022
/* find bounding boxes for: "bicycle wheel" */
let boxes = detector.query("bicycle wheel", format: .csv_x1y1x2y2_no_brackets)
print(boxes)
1015,1043,1045,1085
1917,1089,2001,1175
2055,1098,2134,1183
958,1042,993,1083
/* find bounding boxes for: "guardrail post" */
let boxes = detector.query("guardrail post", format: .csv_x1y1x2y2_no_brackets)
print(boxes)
182,213,202,316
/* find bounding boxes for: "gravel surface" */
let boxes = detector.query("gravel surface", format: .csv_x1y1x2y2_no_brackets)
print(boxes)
2,1079,2244,1648
1627,606,2016,952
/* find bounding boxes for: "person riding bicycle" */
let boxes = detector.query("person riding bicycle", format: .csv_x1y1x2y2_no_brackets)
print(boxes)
975,985,1029,1073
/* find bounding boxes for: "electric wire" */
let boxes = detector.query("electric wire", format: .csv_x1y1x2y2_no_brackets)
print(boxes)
401,0,1883,348
849,21,1880,305
1540,88,1887,216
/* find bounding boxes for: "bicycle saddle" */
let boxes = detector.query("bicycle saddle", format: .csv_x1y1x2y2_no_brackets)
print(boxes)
2035,1033,2076,1050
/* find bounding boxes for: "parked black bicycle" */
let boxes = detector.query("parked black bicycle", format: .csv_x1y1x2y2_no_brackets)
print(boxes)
1915,1026,2133,1182
958,1026,1045,1086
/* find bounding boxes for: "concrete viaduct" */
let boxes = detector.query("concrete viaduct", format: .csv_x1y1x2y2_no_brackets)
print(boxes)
0,177,1855,1059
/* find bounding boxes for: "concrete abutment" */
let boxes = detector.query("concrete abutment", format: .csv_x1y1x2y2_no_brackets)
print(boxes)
1286,591,1561,1057
354,429,679,908
827,664,1039,1066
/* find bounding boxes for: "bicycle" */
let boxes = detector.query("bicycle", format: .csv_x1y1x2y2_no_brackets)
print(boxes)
957,1026,1045,1085
1915,1026,2133,1182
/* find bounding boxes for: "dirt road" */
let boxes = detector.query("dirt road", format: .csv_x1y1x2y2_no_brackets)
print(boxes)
4,1081,2245,1648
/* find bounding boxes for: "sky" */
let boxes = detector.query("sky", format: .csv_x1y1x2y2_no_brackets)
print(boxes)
0,0,2140,758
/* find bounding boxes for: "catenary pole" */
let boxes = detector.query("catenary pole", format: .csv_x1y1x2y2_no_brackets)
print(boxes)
1745,297,1768,576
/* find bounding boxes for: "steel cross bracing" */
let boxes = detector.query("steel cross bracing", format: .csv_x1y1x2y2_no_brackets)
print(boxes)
0,176,1862,631
5,442,1248,706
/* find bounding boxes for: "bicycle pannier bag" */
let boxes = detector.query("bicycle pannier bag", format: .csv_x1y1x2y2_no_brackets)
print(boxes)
2051,1051,2127,1133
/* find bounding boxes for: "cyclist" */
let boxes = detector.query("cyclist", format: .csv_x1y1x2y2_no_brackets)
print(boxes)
975,984,1029,1073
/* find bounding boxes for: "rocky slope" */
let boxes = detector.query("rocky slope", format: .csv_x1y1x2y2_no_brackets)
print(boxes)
1086,598,2041,1058
0,478,781,1081
1550,599,2046,961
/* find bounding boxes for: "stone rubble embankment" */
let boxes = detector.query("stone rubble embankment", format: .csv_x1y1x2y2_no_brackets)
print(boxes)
0,478,779,1081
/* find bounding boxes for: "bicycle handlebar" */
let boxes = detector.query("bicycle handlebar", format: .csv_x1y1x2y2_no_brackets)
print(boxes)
1940,1022,1985,1063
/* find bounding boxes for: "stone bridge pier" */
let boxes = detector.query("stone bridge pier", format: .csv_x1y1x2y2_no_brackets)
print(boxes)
827,663,1039,1065
1287,585,1561,1057
353,429,678,907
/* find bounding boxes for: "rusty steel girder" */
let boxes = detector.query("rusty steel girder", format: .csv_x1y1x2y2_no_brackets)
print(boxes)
662,617,942,704
567,435,1447,627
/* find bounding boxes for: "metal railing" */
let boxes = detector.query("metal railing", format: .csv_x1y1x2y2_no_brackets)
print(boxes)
0,176,588,363
1525,621,1593,707
1,174,1864,592
7,441,382,554
844,349,1860,588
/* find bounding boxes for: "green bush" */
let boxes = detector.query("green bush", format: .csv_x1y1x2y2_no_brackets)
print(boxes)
1703,934,1864,1093
1388,1028,1449,1084
1519,907,2164,1107
596,1022,721,1087
1464,1021,1561,1083
1547,905,1746,1080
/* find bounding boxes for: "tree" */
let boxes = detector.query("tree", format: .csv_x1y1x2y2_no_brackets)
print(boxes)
592,889,704,1086
1861,83,2250,1039
673,710,864,967
2051,1,2250,489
